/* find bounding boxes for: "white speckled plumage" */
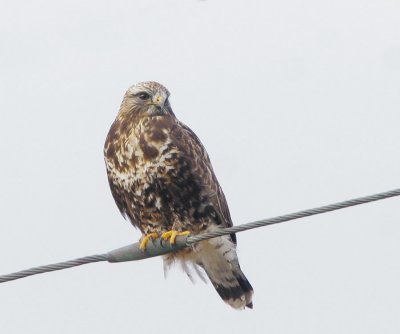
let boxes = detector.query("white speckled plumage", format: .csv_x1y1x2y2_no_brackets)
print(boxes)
104,81,253,309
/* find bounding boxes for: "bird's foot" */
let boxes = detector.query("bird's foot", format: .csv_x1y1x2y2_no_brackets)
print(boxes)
161,230,190,245
139,233,159,251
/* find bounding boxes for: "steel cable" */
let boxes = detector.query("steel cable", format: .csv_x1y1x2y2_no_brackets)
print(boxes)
1,188,399,284
0,255,107,283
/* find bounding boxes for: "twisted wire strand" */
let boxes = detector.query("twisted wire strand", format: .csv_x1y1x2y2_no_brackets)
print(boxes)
1,188,399,284
0,254,107,283
186,188,400,244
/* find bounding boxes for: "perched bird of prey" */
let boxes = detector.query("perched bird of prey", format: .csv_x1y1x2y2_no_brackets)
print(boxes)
104,81,253,309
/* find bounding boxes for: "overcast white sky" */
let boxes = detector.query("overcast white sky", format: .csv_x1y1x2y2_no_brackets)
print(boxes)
1,0,400,333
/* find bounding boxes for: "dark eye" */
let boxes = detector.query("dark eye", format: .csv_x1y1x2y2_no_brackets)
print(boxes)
137,92,150,100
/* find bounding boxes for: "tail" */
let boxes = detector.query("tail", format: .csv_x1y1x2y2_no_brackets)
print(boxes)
196,235,254,309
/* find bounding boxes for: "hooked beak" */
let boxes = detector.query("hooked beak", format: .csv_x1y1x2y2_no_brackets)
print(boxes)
152,94,166,109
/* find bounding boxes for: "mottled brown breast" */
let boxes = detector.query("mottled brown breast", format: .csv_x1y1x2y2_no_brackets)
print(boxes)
105,113,234,240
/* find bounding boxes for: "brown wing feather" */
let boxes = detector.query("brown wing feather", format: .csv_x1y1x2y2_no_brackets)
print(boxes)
171,121,236,243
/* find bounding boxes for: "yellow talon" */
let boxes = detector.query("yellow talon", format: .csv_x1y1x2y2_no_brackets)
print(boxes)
161,230,190,245
139,233,159,251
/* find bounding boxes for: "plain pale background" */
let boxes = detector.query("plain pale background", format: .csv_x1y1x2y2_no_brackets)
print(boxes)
1,0,399,333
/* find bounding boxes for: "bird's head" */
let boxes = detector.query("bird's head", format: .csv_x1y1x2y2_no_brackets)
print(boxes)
120,81,173,118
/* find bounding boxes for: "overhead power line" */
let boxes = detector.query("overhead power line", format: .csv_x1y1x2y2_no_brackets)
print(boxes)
1,188,399,284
